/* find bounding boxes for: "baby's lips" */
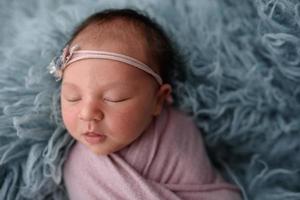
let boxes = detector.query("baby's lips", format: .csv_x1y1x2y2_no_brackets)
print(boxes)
83,131,106,136
83,131,107,145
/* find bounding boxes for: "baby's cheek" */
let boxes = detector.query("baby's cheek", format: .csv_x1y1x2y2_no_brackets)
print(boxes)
111,112,149,140
62,107,78,136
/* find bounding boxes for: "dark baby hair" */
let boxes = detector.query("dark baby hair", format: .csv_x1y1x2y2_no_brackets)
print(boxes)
66,8,181,84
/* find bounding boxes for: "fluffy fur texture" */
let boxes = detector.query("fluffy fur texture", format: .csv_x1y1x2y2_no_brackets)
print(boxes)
1,0,300,199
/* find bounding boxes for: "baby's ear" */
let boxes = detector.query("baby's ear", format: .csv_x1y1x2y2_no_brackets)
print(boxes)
153,84,172,116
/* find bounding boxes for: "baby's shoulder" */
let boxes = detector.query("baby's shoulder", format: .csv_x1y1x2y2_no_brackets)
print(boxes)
159,106,205,152
164,107,199,133
158,107,215,183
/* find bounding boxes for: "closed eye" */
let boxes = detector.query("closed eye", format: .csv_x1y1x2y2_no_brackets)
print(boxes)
65,98,81,102
104,97,130,103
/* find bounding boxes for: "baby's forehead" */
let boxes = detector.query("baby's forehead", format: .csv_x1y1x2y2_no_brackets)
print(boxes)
62,55,159,88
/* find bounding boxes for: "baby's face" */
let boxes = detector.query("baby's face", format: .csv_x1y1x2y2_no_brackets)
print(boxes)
60,45,163,155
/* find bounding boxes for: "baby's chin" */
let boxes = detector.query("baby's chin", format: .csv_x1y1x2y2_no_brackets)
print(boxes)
90,148,110,156
84,141,127,156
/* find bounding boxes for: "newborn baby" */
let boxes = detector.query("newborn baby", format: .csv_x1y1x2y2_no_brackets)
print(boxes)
48,8,242,200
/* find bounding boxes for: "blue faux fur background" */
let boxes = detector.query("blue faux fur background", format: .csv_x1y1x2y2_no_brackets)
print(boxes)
1,0,300,199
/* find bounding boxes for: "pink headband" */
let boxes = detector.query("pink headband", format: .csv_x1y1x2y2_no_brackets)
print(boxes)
48,44,163,85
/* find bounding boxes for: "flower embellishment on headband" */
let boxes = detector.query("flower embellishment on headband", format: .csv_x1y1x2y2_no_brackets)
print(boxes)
47,44,80,81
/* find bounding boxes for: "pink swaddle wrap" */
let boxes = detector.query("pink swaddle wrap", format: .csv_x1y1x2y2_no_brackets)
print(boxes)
63,107,241,200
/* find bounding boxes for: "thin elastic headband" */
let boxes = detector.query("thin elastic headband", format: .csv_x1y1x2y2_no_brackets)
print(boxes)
48,44,163,85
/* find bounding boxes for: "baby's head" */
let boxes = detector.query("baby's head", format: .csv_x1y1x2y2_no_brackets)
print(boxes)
53,9,176,155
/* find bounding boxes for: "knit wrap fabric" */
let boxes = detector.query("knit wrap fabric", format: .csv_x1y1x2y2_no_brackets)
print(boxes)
64,107,241,200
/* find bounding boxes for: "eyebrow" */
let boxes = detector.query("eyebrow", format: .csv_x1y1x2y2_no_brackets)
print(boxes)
62,81,137,90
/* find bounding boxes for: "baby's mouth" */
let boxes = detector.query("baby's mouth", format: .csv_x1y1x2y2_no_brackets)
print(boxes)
83,131,107,144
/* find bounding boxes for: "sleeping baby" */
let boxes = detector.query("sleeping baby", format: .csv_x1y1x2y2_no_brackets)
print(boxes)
48,8,242,200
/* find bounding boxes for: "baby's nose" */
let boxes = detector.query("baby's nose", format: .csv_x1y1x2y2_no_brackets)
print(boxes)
79,101,104,121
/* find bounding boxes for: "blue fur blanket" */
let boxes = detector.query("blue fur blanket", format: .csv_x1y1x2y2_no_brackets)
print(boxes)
1,0,300,199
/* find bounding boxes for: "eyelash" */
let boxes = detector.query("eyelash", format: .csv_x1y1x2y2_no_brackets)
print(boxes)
103,98,129,103
66,98,81,102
